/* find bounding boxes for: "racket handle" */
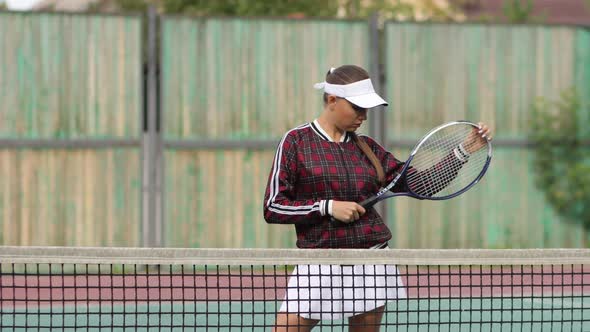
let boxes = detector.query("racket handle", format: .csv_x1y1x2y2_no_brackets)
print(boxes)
360,195,380,208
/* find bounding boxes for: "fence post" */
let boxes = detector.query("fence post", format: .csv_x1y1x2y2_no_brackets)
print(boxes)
142,5,164,247
368,12,388,221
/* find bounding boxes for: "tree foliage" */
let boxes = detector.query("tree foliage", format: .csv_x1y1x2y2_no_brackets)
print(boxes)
529,88,590,230
365,0,465,21
502,0,532,23
161,0,339,17
116,0,149,12
115,0,465,21
501,0,547,24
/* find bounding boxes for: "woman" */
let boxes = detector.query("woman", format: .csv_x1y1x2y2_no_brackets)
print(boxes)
263,65,492,331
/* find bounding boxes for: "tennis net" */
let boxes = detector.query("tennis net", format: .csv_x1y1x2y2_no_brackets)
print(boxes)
1,246,589,331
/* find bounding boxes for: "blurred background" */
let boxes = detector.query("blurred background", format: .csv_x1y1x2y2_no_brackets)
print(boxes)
0,0,589,249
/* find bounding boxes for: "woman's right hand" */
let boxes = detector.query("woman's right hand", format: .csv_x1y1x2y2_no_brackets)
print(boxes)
331,201,366,223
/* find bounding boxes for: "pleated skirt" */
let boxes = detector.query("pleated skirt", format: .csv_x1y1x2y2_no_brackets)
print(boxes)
279,251,406,320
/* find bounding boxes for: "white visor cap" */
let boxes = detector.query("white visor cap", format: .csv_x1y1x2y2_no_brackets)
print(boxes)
314,78,388,109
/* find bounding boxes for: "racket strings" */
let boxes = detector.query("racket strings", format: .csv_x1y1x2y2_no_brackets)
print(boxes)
406,124,489,198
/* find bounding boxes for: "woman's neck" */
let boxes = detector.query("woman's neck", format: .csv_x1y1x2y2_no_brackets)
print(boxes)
316,115,344,142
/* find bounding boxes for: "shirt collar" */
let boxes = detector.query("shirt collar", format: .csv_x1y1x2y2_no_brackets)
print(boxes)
311,119,350,143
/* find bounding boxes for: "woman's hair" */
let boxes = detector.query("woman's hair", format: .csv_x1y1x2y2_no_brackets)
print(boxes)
323,65,385,186
322,65,370,104
351,132,386,186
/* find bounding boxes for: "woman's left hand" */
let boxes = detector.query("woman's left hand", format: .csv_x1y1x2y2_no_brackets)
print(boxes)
463,122,493,154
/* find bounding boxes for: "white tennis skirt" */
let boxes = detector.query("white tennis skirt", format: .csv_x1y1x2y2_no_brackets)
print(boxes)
279,247,406,320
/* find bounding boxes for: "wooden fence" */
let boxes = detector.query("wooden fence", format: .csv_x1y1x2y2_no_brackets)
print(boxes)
1,11,588,248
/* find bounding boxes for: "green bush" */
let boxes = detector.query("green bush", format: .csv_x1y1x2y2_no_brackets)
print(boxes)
529,88,590,229
502,0,546,24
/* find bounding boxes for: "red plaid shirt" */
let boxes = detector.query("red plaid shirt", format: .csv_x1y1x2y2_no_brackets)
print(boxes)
263,120,406,249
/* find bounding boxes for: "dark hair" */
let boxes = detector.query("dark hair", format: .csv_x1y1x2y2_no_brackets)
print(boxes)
322,65,385,186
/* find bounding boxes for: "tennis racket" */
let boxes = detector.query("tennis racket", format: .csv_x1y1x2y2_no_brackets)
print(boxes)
361,121,492,208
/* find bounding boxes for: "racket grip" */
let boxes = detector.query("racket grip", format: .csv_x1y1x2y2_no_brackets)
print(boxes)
360,195,380,208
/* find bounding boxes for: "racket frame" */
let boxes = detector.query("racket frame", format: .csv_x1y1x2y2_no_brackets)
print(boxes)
360,121,492,208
